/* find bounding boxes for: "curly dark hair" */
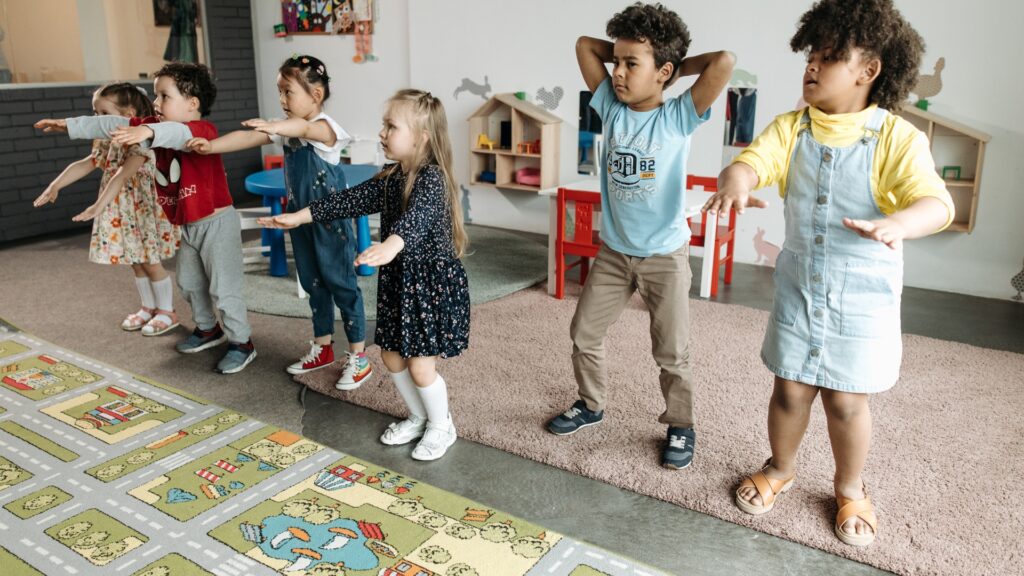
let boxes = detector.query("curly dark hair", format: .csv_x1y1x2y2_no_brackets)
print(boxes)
279,55,331,101
790,0,924,110
607,2,691,72
154,62,217,116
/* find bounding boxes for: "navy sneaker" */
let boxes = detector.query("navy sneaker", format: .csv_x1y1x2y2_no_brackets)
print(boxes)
662,426,696,470
546,400,603,436
176,324,227,354
216,341,257,374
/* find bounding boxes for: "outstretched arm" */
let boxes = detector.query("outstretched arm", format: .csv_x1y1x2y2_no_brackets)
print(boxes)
704,162,769,215
72,154,147,222
242,117,337,147
679,50,736,116
187,129,271,155
576,36,613,94
33,156,96,207
843,196,950,250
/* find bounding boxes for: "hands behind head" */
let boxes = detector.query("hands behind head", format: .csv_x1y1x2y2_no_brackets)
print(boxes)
185,137,213,154
34,118,67,133
111,125,154,146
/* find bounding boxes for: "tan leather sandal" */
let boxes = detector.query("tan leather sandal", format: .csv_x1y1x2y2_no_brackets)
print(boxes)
835,489,878,546
735,459,795,515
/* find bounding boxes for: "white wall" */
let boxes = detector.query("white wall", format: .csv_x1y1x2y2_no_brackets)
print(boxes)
252,0,1024,300
250,0,410,160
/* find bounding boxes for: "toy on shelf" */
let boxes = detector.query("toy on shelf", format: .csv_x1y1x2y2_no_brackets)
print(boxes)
941,165,961,180
273,23,287,37
476,133,497,150
515,167,541,187
467,93,562,191
517,139,540,154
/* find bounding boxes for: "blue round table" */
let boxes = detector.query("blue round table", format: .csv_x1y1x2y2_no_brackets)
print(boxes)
244,165,380,278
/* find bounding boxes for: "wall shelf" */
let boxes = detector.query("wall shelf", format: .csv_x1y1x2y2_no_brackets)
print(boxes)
896,104,991,233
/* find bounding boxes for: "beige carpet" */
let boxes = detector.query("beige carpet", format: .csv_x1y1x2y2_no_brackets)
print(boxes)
297,283,1024,576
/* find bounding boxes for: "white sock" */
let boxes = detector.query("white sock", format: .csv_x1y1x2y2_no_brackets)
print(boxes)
135,277,155,310
416,374,450,426
391,369,426,420
151,277,174,312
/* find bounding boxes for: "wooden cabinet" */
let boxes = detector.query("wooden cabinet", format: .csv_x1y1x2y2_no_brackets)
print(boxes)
896,104,990,233
467,94,561,191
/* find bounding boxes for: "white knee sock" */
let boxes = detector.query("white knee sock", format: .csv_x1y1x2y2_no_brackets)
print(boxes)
151,277,174,312
416,374,450,426
135,277,155,309
391,369,426,420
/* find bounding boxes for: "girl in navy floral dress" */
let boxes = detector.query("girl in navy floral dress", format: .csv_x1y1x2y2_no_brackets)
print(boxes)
262,89,469,461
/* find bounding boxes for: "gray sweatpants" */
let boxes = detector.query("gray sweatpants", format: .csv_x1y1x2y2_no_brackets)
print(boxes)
176,207,252,343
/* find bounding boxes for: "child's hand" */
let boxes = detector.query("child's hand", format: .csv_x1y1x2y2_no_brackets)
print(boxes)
111,125,154,146
34,119,67,133
354,242,401,267
72,204,102,222
33,185,60,207
842,217,905,250
258,213,304,229
186,137,213,154
703,188,769,215
241,118,279,135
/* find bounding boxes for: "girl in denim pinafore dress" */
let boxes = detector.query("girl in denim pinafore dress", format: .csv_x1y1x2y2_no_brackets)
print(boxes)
709,0,954,548
186,55,372,388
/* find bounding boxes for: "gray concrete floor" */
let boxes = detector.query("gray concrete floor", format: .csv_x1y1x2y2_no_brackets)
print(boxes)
299,247,1023,576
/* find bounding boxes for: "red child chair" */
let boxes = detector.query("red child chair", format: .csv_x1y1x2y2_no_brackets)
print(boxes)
263,154,284,170
555,187,602,299
686,174,737,297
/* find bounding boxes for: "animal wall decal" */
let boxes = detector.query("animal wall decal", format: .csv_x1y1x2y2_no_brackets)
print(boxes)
913,57,945,102
453,76,491,100
535,86,564,110
753,227,781,267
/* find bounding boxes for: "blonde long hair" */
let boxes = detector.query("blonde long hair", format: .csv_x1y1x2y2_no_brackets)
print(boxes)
384,89,468,258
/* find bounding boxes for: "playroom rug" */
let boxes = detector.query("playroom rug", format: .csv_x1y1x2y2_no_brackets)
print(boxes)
296,284,1024,576
0,319,666,576
243,224,548,320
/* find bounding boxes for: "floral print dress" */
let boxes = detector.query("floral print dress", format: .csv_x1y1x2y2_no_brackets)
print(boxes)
88,140,179,265
309,164,470,359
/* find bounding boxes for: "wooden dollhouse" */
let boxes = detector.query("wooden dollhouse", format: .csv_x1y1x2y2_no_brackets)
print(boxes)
467,94,561,191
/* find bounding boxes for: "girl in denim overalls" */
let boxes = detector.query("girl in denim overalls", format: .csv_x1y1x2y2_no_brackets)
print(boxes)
187,55,371,389
707,0,953,547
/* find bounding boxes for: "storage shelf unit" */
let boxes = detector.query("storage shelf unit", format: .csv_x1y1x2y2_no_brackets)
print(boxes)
467,94,561,192
896,104,990,233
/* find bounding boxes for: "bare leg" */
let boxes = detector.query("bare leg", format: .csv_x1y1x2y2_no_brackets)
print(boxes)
737,376,819,507
139,262,169,283
381,350,406,374
820,389,873,537
407,356,438,388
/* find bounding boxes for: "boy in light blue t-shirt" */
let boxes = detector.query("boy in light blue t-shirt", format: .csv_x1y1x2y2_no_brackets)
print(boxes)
546,2,734,471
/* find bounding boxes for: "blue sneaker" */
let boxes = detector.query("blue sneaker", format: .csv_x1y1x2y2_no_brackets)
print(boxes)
546,400,603,436
662,426,696,470
176,325,227,354
216,341,257,374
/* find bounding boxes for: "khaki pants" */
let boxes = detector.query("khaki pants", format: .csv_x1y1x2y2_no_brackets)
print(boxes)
570,243,695,428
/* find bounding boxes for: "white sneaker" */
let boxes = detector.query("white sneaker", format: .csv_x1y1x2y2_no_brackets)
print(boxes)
411,417,457,461
380,415,427,446
335,351,373,391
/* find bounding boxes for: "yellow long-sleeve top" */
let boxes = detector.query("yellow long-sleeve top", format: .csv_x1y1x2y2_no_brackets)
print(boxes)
734,105,954,228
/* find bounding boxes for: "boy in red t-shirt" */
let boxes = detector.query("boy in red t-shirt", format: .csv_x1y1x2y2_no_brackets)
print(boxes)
36,63,256,374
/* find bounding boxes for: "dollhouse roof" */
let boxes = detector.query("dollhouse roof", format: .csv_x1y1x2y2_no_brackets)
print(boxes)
467,93,562,124
900,103,991,142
